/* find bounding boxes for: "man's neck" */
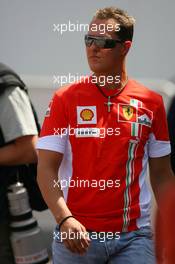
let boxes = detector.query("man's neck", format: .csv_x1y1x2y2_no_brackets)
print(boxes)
93,68,128,90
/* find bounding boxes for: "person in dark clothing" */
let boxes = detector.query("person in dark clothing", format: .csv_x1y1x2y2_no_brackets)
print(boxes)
168,96,175,174
0,63,38,264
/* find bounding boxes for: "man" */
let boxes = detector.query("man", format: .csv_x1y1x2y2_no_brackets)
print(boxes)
0,63,38,264
37,7,173,263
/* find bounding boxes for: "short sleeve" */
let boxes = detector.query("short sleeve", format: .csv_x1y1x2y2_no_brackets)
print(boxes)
0,87,38,143
148,96,171,158
36,91,69,154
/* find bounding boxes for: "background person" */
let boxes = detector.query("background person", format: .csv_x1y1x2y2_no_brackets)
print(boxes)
168,96,175,174
0,62,38,264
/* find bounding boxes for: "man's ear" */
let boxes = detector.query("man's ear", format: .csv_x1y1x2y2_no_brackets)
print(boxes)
122,41,132,55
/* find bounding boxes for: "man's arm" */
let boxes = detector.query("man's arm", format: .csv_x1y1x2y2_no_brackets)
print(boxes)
149,155,174,203
0,135,38,165
150,156,175,264
37,149,71,222
37,149,90,255
0,86,39,165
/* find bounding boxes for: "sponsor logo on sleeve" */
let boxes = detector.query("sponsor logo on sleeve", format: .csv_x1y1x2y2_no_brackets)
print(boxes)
45,100,53,117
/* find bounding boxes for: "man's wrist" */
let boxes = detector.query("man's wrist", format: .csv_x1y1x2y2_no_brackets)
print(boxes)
58,215,75,231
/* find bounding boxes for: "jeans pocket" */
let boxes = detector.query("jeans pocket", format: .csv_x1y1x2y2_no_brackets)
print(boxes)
134,226,153,239
53,225,63,243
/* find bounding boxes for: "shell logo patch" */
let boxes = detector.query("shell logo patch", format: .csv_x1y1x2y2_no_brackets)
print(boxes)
77,106,97,124
80,109,94,121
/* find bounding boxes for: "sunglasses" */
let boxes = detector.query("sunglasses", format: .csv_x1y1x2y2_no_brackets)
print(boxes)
84,34,123,49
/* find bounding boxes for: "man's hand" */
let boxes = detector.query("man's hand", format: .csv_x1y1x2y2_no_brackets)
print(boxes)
59,217,91,255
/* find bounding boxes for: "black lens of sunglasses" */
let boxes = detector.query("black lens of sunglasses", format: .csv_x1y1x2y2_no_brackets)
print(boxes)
85,35,122,49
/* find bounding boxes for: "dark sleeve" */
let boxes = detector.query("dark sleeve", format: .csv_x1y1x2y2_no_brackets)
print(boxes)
167,96,175,174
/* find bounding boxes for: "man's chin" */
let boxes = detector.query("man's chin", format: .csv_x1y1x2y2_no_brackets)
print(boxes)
89,65,106,75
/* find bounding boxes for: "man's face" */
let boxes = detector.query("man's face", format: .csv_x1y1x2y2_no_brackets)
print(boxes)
86,18,126,75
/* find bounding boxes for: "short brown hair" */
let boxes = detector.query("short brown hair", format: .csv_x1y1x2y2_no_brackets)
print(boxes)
93,7,135,41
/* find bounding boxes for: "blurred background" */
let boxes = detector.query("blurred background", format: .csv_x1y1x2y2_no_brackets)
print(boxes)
1,0,175,80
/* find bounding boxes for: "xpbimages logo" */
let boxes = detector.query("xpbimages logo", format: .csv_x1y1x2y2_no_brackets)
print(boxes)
53,230,120,243
53,20,120,35
53,74,121,86
53,127,121,138
53,178,121,191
